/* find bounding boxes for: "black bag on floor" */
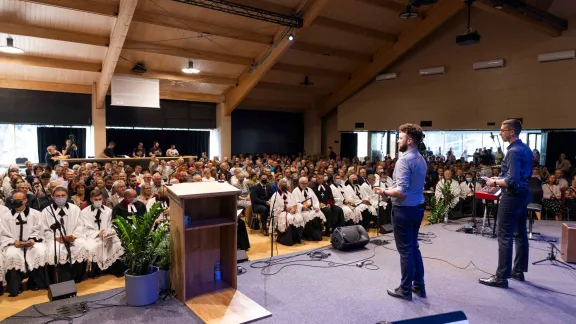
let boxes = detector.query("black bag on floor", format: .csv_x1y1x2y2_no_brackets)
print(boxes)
250,215,260,230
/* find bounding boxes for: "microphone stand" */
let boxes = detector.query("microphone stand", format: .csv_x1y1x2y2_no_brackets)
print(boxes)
471,178,478,229
38,180,72,283
269,187,278,261
164,161,185,186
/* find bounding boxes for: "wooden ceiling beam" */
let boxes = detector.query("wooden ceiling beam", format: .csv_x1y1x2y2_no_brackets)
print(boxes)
318,0,465,117
223,0,330,115
475,0,563,37
0,79,92,94
122,40,253,65
255,81,330,95
159,90,221,103
0,22,254,65
272,63,349,78
314,16,397,42
358,0,423,17
0,53,102,72
95,0,139,109
290,42,373,62
227,0,294,16
0,79,221,102
24,0,273,44
0,22,109,47
115,65,237,85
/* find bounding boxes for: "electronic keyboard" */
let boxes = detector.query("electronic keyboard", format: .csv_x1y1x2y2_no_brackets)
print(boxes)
475,186,501,201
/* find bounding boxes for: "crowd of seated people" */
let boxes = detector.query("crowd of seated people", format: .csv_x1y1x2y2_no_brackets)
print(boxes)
1,145,573,296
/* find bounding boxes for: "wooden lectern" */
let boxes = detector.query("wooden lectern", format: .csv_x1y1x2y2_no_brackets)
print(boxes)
167,182,271,323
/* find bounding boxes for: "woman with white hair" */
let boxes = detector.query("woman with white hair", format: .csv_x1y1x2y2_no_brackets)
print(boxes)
271,179,304,246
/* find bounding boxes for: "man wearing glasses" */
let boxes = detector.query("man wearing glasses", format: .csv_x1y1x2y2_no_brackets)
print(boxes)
480,119,533,288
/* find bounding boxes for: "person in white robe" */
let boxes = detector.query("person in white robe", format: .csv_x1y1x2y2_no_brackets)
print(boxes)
435,170,463,219
292,177,326,241
330,175,358,224
360,174,385,215
0,192,48,296
146,186,170,225
459,172,485,219
41,186,88,283
345,174,373,229
376,170,393,225
80,189,124,278
0,204,6,294
271,179,304,245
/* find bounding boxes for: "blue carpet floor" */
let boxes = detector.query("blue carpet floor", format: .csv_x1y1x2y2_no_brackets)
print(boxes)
237,220,576,324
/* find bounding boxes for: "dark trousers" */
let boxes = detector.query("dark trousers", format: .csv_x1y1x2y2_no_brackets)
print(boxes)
47,262,87,284
392,205,425,294
321,205,345,232
253,204,270,230
496,192,530,278
5,267,48,296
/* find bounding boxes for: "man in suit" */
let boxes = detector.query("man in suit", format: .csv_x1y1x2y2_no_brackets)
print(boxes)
111,189,147,222
313,176,345,236
250,173,274,236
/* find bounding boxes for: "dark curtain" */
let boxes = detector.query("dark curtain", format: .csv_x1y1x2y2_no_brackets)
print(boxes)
544,131,576,172
340,133,358,159
231,109,304,155
37,127,87,162
105,129,209,157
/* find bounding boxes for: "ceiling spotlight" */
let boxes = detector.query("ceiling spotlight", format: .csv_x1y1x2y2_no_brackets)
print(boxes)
288,33,294,41
0,37,24,54
399,5,419,19
181,60,200,74
300,76,314,86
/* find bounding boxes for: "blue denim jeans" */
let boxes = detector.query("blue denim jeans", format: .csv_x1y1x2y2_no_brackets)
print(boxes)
392,205,425,294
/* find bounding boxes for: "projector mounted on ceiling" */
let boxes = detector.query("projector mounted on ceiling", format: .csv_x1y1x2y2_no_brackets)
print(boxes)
457,0,481,46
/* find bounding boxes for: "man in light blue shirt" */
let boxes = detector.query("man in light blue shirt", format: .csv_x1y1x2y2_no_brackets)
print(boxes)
377,123,427,301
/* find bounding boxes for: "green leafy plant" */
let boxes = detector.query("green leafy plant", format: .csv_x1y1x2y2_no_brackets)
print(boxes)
155,222,171,271
113,202,167,276
428,181,456,224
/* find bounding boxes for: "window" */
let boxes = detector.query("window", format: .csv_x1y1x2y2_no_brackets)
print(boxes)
356,132,368,158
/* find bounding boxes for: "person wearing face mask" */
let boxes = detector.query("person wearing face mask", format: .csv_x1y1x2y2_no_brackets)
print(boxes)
41,186,88,283
0,192,49,297
330,175,359,225
344,175,372,229
292,177,326,241
111,189,147,223
80,189,124,278
271,179,304,246
250,174,274,236
458,172,484,219
313,176,345,236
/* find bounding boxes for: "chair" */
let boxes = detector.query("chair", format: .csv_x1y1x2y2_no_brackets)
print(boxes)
527,203,541,240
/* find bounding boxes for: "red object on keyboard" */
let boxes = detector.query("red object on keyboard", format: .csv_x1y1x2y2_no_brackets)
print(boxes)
475,186,502,201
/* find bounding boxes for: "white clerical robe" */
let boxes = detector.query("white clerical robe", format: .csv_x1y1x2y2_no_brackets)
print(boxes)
342,184,366,224
41,203,88,265
360,182,385,215
435,179,461,207
0,207,46,273
80,205,124,270
330,184,355,222
270,191,304,232
292,187,326,224
146,197,169,223
459,181,483,199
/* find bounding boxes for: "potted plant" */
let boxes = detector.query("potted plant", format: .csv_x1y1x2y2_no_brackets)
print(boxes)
154,223,171,291
113,203,167,306
428,182,456,224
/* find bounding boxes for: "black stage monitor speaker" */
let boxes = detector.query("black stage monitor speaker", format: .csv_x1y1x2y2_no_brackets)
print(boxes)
378,311,468,324
380,224,393,234
331,225,370,251
48,280,77,301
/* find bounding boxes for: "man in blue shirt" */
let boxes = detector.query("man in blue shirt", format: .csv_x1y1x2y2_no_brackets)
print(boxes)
480,119,533,288
377,123,427,301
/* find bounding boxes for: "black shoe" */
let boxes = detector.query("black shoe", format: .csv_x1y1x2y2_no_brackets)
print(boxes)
412,286,426,298
479,275,508,288
387,287,412,301
511,272,525,282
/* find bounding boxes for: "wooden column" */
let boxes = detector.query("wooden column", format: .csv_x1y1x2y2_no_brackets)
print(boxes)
216,102,231,159
92,82,106,157
304,109,321,155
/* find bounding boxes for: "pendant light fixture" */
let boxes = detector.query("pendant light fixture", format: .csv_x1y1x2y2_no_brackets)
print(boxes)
182,60,200,74
0,37,24,54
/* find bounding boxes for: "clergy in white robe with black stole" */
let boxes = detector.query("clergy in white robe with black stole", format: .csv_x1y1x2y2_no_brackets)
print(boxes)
345,175,372,229
0,192,48,296
80,189,124,276
0,204,7,295
292,177,326,241
459,173,485,219
271,180,304,246
313,177,345,235
360,175,388,228
330,176,357,224
41,186,88,283
435,170,463,219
